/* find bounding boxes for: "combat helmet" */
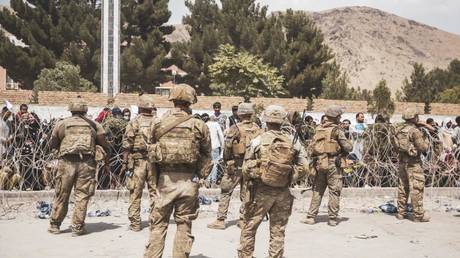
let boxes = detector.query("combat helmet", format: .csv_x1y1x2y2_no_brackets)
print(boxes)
68,97,88,113
402,109,418,120
168,84,197,104
263,105,287,124
325,106,343,118
237,103,255,116
138,95,155,109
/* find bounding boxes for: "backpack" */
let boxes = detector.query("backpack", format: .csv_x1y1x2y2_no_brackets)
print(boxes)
229,122,261,158
132,115,154,152
258,134,296,188
155,114,198,165
310,125,340,156
59,117,96,157
395,124,417,157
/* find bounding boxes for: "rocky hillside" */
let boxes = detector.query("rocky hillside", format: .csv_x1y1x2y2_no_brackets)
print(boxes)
168,6,460,93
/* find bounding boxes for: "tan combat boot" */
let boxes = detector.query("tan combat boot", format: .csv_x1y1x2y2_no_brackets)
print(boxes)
413,214,430,223
48,224,60,234
300,217,316,225
395,213,406,220
328,219,338,227
129,224,142,232
207,219,226,230
71,227,87,237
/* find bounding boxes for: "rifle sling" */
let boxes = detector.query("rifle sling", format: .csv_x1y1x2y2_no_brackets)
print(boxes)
153,115,193,142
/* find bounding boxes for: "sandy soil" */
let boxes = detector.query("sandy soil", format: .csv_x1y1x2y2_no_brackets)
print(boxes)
1,196,460,258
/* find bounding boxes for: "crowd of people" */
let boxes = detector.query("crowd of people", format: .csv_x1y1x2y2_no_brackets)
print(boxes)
0,99,459,191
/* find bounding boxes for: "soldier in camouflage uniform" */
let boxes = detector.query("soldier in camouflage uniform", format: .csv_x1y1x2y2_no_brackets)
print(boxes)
48,98,108,236
395,110,430,222
302,106,352,226
122,96,158,231
239,105,308,258
144,84,212,258
207,103,262,230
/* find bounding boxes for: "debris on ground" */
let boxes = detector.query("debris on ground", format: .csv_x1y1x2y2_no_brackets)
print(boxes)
354,234,378,240
36,201,52,219
379,202,397,213
88,209,111,217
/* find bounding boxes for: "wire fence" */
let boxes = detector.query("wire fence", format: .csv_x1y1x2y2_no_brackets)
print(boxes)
1,118,459,192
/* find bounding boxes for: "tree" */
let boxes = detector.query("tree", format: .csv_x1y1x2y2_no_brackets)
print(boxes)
0,0,101,89
367,80,395,117
34,61,97,92
209,44,285,101
401,63,434,114
437,85,460,104
320,62,351,99
120,0,173,93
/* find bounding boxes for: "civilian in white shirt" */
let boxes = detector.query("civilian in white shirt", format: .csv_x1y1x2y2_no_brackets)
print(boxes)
202,113,225,184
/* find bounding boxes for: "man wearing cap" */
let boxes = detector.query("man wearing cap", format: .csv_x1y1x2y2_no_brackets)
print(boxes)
122,95,158,231
144,84,212,258
395,110,430,222
302,106,352,226
207,102,262,230
48,97,109,236
238,105,308,258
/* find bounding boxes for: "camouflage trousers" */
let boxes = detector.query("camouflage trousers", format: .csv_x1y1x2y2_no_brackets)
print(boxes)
144,171,199,258
127,158,157,228
50,156,97,231
397,159,425,219
307,162,343,220
238,184,293,258
217,168,247,221
0,171,21,190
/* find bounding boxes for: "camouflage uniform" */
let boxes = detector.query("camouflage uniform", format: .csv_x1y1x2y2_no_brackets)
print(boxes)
145,84,212,258
0,167,21,190
238,105,308,258
396,110,430,222
208,103,262,229
123,100,158,231
303,106,352,226
48,98,107,236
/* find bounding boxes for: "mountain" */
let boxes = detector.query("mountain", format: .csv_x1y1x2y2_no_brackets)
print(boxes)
167,6,460,93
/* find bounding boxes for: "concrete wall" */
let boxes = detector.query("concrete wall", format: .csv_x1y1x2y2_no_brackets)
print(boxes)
1,89,460,116
0,66,6,91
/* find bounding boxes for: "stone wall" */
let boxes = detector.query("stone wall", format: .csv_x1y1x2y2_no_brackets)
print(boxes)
1,89,459,115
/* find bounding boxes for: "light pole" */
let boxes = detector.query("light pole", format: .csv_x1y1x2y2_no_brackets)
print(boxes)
101,0,120,97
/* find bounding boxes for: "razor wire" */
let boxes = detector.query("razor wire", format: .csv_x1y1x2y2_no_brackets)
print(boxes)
1,117,459,191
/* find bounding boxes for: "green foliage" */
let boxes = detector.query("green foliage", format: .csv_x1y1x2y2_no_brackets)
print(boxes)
401,63,435,113
209,44,284,101
0,0,101,89
34,61,97,92
367,80,395,117
178,1,333,97
120,0,173,92
437,85,460,104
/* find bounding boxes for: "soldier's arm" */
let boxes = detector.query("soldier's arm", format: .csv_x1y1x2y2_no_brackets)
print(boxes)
293,141,309,182
412,128,429,153
335,128,353,154
48,121,63,150
223,125,238,161
121,121,136,162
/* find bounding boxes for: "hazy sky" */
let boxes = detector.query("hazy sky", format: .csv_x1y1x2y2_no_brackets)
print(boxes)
1,0,459,34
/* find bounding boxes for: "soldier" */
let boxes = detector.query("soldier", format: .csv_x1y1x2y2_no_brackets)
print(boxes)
207,102,262,230
48,97,108,236
122,96,158,232
301,106,352,226
395,110,430,222
239,105,308,258
144,84,212,258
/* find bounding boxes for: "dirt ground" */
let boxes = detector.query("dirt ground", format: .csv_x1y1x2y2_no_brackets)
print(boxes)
1,193,460,258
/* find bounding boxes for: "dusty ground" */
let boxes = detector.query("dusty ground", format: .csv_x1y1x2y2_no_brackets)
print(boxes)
1,192,460,258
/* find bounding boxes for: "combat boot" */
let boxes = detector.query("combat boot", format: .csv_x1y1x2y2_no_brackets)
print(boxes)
48,224,60,234
207,219,226,230
71,227,87,237
300,217,316,225
129,224,142,232
395,213,406,220
413,214,430,223
328,219,338,227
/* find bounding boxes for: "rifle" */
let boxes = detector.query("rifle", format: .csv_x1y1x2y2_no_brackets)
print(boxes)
293,109,307,145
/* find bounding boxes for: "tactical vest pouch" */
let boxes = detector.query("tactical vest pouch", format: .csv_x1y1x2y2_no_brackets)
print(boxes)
95,145,106,162
311,126,340,156
147,143,162,162
259,137,295,188
317,155,329,170
59,121,96,157
396,126,417,157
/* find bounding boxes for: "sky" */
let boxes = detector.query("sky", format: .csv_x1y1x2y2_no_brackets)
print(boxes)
1,0,459,34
